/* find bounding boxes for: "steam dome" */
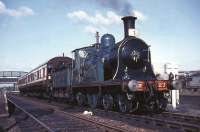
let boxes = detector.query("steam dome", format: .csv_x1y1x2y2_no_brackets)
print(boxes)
100,34,115,49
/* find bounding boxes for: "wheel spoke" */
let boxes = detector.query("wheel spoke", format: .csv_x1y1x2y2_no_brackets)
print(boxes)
117,94,128,113
158,97,167,111
130,100,139,112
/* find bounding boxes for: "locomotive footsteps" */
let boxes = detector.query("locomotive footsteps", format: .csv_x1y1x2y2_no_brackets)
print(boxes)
76,92,86,106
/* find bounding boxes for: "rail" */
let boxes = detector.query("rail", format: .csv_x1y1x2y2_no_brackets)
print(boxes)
7,95,130,132
7,94,200,132
7,98,54,132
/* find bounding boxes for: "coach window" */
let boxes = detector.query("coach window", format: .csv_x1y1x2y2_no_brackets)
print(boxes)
41,69,43,78
31,74,34,81
37,71,39,79
39,70,41,79
34,72,36,80
40,70,42,78
38,71,40,79
43,68,46,78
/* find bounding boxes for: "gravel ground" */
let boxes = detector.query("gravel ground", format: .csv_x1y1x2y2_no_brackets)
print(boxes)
2,93,200,132
9,95,155,132
181,89,200,96
177,95,200,116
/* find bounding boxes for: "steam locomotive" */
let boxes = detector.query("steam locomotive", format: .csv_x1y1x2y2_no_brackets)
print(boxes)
18,16,171,112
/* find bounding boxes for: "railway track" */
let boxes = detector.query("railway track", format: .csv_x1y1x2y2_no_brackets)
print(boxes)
7,95,151,132
7,94,200,132
157,112,200,126
6,100,54,132
93,109,200,132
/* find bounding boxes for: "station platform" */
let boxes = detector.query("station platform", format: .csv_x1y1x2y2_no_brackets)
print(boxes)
0,91,19,132
0,91,8,117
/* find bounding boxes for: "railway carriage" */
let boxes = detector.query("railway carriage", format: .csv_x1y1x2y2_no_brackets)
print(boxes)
18,57,72,97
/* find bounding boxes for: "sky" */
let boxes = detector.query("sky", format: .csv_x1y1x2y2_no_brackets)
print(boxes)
0,0,200,73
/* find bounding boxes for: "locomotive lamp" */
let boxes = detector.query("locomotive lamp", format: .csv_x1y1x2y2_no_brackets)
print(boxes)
48,75,51,80
128,80,137,91
128,80,145,92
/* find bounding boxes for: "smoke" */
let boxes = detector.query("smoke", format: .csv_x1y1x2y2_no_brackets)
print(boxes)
66,0,134,15
97,0,133,15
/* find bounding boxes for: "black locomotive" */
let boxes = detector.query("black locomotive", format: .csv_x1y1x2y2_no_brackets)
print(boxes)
18,16,171,112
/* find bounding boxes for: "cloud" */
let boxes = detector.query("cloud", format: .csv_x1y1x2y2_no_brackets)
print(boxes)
133,10,147,21
67,10,121,26
0,1,5,13
84,25,108,34
0,1,34,17
5,6,34,17
84,25,100,34
67,10,121,34
67,10,147,34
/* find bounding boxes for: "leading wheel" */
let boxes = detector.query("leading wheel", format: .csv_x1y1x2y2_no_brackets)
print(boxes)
117,94,129,113
130,99,139,113
158,97,168,111
145,97,157,112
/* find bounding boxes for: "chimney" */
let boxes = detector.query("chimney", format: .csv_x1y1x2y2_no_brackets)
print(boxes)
121,16,137,38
